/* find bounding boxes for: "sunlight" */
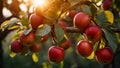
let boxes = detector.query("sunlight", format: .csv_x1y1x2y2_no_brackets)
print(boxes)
33,0,46,6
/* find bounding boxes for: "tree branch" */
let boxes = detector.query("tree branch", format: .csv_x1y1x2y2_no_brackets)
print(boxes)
66,27,120,33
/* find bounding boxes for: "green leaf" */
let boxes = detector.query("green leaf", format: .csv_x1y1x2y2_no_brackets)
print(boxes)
32,53,39,63
96,11,110,27
20,16,29,27
92,0,101,3
23,28,32,35
81,4,92,16
55,24,64,42
90,4,97,15
9,51,16,58
96,12,107,22
35,24,51,36
1,18,20,31
102,28,118,53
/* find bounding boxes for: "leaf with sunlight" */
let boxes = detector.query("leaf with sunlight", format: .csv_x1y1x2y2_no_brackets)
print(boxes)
9,51,16,58
104,10,114,24
32,53,39,62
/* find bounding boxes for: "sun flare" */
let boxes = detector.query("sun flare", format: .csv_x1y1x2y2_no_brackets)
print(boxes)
33,0,46,6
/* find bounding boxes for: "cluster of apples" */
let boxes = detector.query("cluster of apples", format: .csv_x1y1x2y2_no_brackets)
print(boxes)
10,5,71,63
10,6,48,55
10,0,113,64
10,30,46,54
73,11,113,64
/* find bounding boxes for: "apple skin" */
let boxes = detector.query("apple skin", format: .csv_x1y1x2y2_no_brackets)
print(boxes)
11,40,23,53
29,43,42,53
74,12,91,31
58,20,66,30
95,47,114,64
59,39,70,50
68,10,78,19
48,46,65,63
76,40,93,57
19,31,35,47
85,25,102,43
102,0,112,10
29,14,44,30
41,34,49,43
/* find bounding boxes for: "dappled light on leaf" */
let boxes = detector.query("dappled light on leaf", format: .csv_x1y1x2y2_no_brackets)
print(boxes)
35,24,51,36
86,51,95,60
104,10,114,24
9,51,16,58
32,53,39,62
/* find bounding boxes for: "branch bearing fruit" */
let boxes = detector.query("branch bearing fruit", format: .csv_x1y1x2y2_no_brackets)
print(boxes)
95,47,114,64
29,14,44,29
29,43,42,53
19,31,35,47
48,46,65,63
11,40,23,53
85,25,102,43
74,12,90,31
76,40,93,57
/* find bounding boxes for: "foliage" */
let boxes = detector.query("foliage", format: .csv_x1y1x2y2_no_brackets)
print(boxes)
1,0,120,68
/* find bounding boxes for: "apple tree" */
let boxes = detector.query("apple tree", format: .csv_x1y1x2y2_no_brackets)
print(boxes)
0,0,120,68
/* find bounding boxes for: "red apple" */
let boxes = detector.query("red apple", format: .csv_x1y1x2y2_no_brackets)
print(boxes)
41,34,48,43
68,10,78,19
74,12,91,31
19,31,35,47
95,47,114,64
11,40,23,53
76,40,93,57
48,46,65,63
102,0,112,10
85,25,102,43
29,14,44,29
29,43,42,52
58,20,66,30
59,39,70,50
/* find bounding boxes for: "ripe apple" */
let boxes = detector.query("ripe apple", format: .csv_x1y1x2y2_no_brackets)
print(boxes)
59,39,70,50
29,43,42,53
41,34,48,43
58,20,66,30
11,40,23,53
35,5,42,16
102,0,112,10
68,10,78,19
74,12,91,31
19,31,35,47
48,46,65,63
76,40,93,57
95,47,114,64
29,14,44,29
85,25,102,43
